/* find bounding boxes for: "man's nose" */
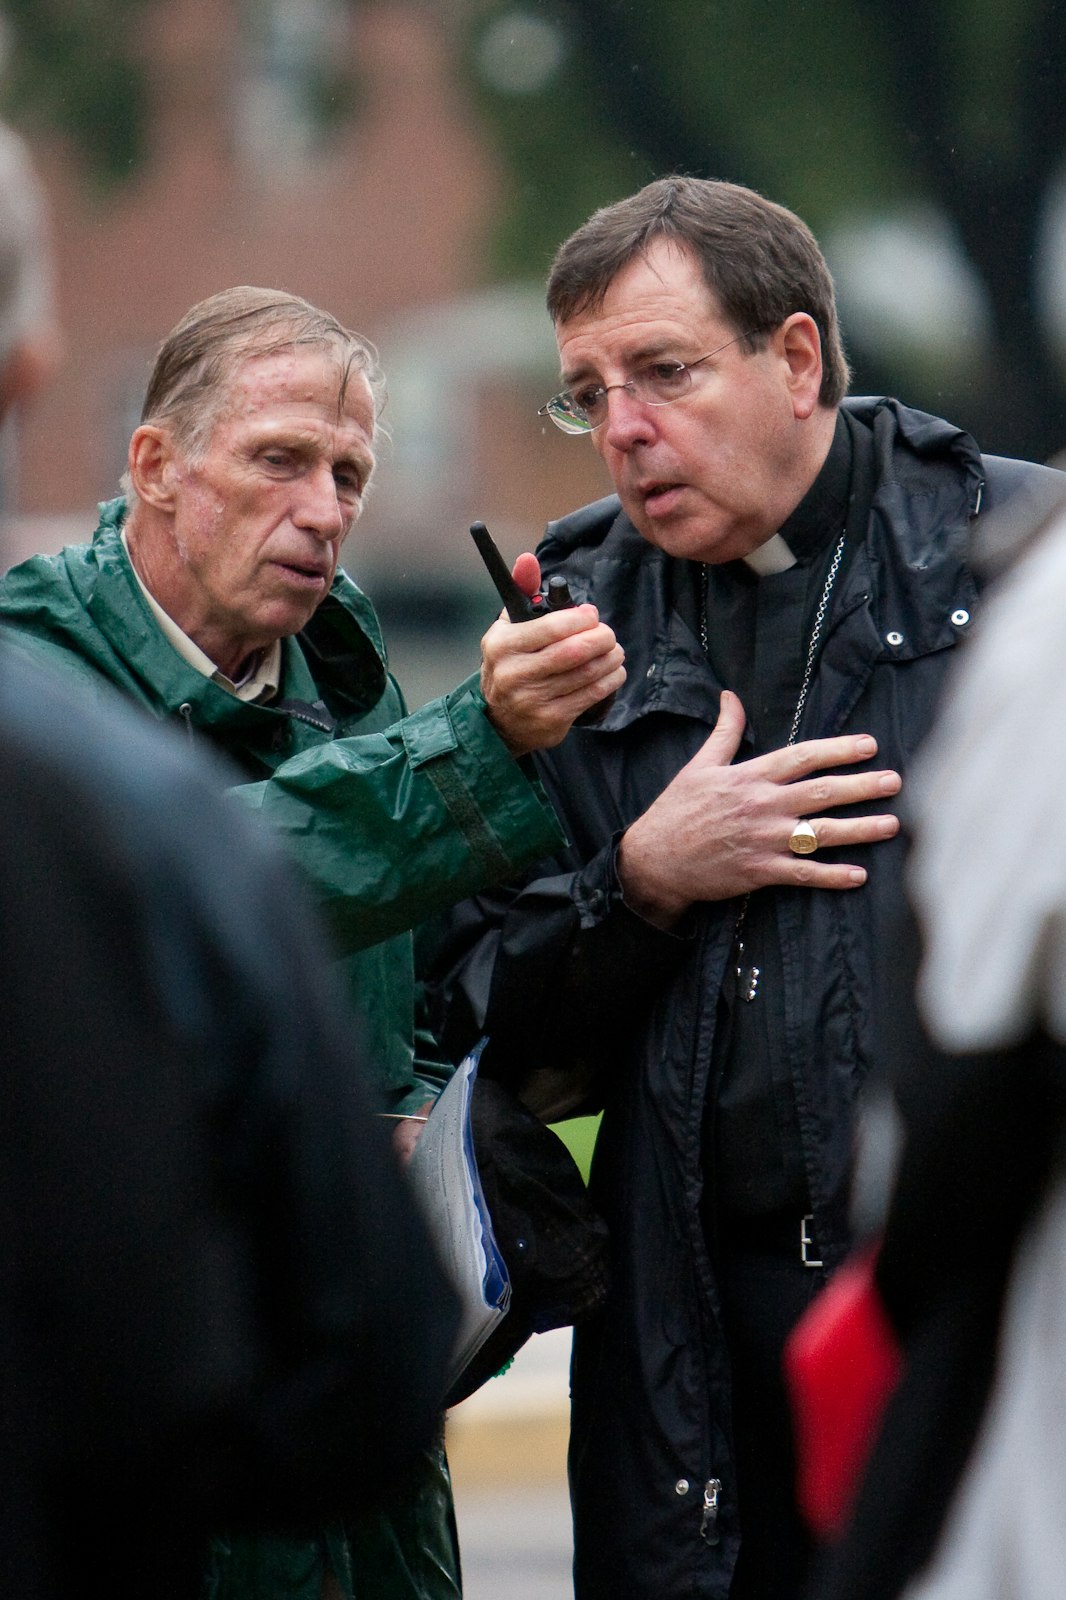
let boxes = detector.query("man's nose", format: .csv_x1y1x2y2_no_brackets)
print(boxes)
295,463,346,539
600,385,657,453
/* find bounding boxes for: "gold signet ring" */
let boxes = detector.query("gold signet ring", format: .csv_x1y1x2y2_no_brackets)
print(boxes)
788,820,819,856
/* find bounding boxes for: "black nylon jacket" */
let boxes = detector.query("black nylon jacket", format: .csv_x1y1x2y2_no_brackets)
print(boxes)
425,398,1063,1598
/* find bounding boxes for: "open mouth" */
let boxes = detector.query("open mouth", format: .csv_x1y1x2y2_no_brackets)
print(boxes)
641,482,684,515
276,560,328,585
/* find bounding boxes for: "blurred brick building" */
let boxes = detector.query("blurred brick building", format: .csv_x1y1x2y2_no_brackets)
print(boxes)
3,0,604,689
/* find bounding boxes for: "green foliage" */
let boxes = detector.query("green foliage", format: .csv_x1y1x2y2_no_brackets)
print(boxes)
462,0,920,272
460,9,651,281
303,59,361,139
461,0,1066,459
618,0,915,222
463,0,1027,268
550,1113,600,1185
936,0,1035,165
0,0,151,184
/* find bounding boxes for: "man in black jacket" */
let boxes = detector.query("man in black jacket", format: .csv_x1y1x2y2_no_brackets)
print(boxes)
422,177,1064,1600
0,643,459,1600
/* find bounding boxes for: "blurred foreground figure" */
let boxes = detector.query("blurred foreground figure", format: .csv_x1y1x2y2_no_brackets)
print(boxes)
0,643,458,1600
421,176,1064,1600
0,286,623,1600
803,488,1066,1600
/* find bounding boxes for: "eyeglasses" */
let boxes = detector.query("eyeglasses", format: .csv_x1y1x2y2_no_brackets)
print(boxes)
539,330,761,435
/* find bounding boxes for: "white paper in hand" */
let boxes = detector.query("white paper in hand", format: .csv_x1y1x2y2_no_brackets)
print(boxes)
407,1039,511,1391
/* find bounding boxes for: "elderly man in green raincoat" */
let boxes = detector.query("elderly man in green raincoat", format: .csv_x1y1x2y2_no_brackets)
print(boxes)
0,286,625,1600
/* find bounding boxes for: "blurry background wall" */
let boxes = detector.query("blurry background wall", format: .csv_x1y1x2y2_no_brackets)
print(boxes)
2,0,1065,704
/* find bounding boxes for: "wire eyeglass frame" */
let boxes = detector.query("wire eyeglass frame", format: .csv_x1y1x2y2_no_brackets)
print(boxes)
539,329,763,435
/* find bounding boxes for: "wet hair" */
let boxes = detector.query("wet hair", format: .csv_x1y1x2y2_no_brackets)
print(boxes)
121,286,384,505
546,176,849,406
137,285,384,459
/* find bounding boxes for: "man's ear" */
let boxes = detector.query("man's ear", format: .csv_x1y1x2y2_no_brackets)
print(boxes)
775,313,824,421
128,425,182,511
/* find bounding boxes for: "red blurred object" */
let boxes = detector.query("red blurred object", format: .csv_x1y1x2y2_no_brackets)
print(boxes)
784,1245,904,1539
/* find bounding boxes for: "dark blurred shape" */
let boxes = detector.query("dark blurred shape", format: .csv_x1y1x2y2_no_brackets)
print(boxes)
0,641,458,1600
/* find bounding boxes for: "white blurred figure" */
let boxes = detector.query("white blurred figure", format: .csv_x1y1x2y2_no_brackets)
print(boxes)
0,16,62,515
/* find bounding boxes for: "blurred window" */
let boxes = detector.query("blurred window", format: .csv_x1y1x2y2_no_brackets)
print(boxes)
235,0,350,174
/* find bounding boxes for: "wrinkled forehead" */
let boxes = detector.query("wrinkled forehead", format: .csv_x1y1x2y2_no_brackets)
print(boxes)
554,245,726,380
193,343,377,456
554,241,722,334
230,341,370,409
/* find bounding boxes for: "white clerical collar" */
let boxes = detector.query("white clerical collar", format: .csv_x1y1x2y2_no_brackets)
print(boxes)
743,533,797,576
121,528,282,702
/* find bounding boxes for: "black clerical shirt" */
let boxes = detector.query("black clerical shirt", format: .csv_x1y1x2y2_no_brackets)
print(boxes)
700,410,876,1226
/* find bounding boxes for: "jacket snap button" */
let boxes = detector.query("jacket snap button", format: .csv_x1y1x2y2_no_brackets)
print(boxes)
675,1479,690,1495
886,630,904,647
950,609,970,626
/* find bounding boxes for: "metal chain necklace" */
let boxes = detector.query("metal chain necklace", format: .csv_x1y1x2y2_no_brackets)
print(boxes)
701,528,847,1002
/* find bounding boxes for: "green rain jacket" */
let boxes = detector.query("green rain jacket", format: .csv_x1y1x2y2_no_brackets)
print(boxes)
0,499,564,1112
0,498,566,1600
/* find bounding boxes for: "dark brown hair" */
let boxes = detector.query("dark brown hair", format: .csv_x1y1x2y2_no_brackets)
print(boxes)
547,176,849,406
